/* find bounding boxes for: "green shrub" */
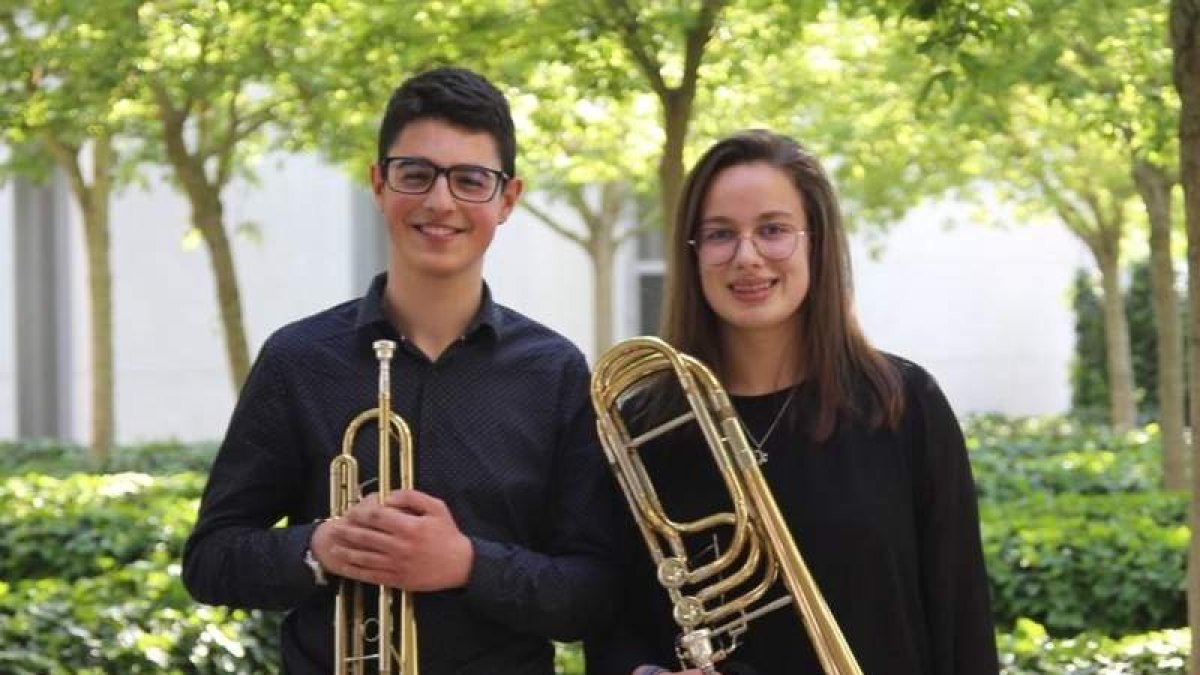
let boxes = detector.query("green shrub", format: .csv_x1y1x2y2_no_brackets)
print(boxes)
555,642,584,675
998,618,1188,674
0,551,279,674
1070,269,1110,423
553,624,1192,675
1069,261,1188,425
966,416,1163,500
0,465,280,672
982,493,1187,635
0,472,203,581
0,439,217,478
1,422,1183,671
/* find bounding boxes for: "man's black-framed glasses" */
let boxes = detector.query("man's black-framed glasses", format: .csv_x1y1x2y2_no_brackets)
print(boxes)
380,156,510,203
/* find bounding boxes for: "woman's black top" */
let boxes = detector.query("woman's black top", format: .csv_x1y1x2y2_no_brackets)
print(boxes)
584,356,999,675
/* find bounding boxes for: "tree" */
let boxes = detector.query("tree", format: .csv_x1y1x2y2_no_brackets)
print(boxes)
513,67,662,352
1031,0,1185,485
1003,96,1142,431
297,2,964,356
1168,0,1200,670
513,3,948,349
134,0,336,389
916,0,1182,437
0,0,144,462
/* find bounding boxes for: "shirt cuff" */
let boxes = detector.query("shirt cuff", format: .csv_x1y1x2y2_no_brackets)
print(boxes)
462,536,511,606
280,521,322,589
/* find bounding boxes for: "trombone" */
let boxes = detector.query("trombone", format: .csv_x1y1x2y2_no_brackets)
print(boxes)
329,339,419,675
591,336,862,675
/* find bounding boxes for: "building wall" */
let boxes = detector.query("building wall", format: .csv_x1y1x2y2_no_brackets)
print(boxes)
852,201,1088,416
5,155,1088,445
485,193,597,359
0,178,13,439
76,155,357,443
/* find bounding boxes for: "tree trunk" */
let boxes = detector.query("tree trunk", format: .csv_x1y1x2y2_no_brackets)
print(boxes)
192,191,251,390
590,183,628,354
592,229,614,355
1132,159,1187,490
1094,248,1138,432
1169,1,1200,671
83,139,115,464
659,89,691,235
154,85,252,391
46,136,115,464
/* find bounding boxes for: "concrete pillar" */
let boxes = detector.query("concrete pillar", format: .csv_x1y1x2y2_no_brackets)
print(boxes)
13,171,72,440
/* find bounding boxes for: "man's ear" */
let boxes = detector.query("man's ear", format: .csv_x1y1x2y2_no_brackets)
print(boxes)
369,162,385,202
498,176,524,223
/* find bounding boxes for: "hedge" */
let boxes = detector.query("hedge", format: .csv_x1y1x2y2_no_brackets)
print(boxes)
0,472,204,581
0,439,219,478
982,492,1187,635
0,421,1188,671
966,416,1164,500
0,552,279,674
997,618,1188,675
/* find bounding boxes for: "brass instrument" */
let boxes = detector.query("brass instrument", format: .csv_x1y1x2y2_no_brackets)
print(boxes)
590,336,862,675
329,339,419,675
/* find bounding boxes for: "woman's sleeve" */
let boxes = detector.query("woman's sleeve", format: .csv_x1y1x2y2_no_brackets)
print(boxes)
908,366,1000,674
583,468,679,675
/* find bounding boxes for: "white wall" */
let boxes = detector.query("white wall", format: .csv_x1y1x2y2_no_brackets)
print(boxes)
853,201,1089,416
485,193,596,358
87,154,355,444
0,178,13,439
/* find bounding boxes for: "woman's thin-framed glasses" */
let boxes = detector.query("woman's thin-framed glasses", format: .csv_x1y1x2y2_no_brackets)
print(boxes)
688,224,806,266
380,156,509,203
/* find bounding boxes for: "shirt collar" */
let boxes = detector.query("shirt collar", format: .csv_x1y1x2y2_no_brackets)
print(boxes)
354,272,503,341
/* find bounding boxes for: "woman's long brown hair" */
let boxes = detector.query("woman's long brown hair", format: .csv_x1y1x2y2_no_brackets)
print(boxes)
660,129,903,441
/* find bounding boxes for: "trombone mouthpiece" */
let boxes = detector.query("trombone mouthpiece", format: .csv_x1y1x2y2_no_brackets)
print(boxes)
373,339,396,361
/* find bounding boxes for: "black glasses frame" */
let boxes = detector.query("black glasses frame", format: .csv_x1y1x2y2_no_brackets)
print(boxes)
379,156,510,203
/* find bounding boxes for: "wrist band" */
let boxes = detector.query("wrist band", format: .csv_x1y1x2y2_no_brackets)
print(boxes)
636,666,669,675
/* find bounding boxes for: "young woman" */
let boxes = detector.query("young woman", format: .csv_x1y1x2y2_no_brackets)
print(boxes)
585,130,998,675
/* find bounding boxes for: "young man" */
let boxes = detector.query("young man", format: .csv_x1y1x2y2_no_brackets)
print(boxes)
183,67,617,674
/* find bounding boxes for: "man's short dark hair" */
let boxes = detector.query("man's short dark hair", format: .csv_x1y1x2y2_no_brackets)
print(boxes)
377,67,517,177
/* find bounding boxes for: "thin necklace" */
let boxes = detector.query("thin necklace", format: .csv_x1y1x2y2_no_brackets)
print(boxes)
740,386,796,463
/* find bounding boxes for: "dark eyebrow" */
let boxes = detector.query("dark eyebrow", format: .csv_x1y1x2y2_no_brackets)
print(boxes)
389,156,501,172
758,210,796,221
698,216,735,228
700,211,796,227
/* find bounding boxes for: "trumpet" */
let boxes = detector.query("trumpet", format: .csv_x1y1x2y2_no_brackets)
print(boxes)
329,339,419,675
590,336,862,675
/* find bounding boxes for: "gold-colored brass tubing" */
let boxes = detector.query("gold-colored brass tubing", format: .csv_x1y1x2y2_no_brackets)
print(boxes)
591,336,863,675
330,339,419,674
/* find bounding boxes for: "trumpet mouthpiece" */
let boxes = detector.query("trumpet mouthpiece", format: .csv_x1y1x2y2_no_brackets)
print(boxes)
373,339,397,360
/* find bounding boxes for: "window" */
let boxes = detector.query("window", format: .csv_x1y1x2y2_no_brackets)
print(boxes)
634,228,665,336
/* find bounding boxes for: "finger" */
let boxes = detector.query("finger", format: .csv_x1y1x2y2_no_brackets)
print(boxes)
345,498,405,529
384,488,445,514
334,544,401,574
338,522,404,554
336,560,400,588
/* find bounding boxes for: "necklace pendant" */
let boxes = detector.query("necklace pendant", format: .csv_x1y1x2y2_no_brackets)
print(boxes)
739,387,796,463
753,446,769,465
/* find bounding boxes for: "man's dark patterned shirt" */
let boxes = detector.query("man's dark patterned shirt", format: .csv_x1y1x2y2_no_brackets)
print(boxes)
182,274,617,674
